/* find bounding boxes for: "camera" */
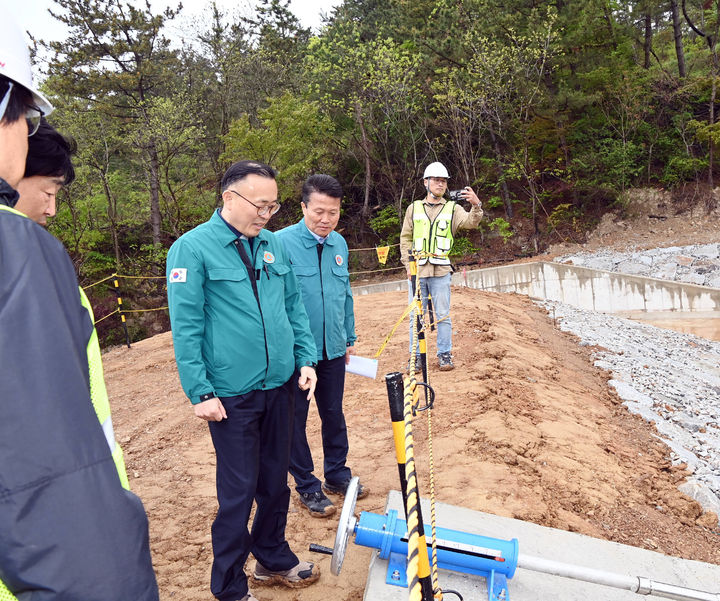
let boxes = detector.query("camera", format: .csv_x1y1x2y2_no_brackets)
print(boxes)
448,189,466,202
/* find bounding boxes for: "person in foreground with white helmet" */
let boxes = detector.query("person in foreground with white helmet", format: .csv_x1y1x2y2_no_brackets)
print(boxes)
0,16,159,601
399,161,483,371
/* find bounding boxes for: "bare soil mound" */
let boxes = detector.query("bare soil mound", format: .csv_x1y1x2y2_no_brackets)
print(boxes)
546,188,720,257
103,287,720,601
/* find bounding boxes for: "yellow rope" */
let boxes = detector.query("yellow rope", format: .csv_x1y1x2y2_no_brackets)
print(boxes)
351,265,405,276
408,251,443,600
93,309,119,325
82,274,115,290
374,301,416,359
122,306,168,313
402,374,423,601
348,242,400,252
427,402,442,600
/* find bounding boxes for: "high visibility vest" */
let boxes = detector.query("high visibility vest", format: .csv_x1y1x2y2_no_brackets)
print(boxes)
78,287,130,490
0,205,129,601
411,200,456,265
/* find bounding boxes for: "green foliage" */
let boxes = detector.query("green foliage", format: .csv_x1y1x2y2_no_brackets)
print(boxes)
221,92,335,200
31,0,720,348
449,235,479,257
368,205,401,245
662,156,708,187
488,218,514,243
486,196,504,209
547,203,582,233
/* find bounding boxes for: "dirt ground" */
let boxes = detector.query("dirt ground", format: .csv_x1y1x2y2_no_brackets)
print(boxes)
104,282,720,600
545,187,720,257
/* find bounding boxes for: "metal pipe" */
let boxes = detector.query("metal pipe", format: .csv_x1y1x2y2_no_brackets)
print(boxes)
518,554,720,601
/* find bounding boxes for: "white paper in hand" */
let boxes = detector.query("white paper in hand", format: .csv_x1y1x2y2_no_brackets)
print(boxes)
345,355,378,379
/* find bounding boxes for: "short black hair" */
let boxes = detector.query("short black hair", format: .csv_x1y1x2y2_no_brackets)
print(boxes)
0,76,33,125
302,174,343,204
24,119,76,185
221,160,276,191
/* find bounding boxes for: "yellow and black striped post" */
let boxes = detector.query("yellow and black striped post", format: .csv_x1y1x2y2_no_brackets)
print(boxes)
385,371,434,601
386,372,410,515
112,274,131,348
408,253,428,384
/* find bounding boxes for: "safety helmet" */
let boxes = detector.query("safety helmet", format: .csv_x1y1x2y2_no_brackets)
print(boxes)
423,162,450,179
0,17,54,116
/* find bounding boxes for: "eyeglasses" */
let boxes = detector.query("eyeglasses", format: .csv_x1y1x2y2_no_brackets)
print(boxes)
0,82,14,123
0,82,44,137
26,104,44,137
228,189,281,217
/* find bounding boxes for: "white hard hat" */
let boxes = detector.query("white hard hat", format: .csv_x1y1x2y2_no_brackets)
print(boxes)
0,16,54,116
423,162,450,179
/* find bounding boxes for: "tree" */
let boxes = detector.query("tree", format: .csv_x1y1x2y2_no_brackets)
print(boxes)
434,5,559,230
670,0,688,78
683,0,720,206
48,96,147,277
221,92,335,202
45,0,181,248
306,24,429,221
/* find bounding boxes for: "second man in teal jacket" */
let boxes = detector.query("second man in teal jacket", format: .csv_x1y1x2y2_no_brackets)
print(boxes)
277,174,367,518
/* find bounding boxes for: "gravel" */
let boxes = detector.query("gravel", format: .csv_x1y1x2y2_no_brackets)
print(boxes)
556,243,720,288
538,244,720,518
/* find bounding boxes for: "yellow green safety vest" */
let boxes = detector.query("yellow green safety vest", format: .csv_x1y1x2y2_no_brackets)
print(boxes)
78,287,130,490
411,200,456,265
0,205,128,601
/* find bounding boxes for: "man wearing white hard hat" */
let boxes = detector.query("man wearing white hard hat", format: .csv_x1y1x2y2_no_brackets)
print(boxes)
0,16,159,601
399,161,483,371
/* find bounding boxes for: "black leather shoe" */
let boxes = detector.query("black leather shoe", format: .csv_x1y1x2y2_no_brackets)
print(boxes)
298,490,336,517
322,478,369,499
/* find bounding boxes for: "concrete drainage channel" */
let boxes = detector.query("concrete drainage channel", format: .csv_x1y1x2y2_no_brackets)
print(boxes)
353,247,720,520
455,255,720,520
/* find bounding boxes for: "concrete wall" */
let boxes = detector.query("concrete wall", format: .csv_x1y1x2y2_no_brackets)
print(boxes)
453,261,720,314
352,262,720,314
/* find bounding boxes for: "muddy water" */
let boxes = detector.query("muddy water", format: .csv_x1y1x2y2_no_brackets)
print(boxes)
632,317,720,342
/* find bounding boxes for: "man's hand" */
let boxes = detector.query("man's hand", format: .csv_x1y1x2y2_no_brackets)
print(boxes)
345,344,356,365
463,186,482,208
194,397,227,422
298,366,317,401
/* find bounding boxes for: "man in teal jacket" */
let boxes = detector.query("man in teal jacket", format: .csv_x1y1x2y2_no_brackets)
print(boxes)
166,161,319,601
277,174,367,519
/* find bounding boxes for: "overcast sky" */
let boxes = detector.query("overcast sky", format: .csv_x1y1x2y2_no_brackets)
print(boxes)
13,0,340,44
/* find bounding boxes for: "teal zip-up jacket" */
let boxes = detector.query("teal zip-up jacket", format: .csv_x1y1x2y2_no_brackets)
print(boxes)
166,211,317,403
276,219,356,362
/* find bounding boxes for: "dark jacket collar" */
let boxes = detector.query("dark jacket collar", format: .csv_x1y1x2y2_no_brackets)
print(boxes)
0,178,19,208
211,208,270,248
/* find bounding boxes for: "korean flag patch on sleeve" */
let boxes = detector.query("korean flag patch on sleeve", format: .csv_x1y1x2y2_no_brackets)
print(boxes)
169,268,187,283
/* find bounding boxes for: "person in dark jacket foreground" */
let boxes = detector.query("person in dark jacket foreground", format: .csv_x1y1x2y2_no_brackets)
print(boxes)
167,160,320,601
0,16,158,601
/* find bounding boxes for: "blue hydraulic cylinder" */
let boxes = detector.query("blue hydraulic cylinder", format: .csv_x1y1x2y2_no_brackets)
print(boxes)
355,509,519,579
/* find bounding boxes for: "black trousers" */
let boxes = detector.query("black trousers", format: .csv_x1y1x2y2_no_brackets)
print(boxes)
289,355,352,493
208,381,298,601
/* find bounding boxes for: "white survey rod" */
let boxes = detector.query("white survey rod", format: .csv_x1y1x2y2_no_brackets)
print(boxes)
518,554,720,601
